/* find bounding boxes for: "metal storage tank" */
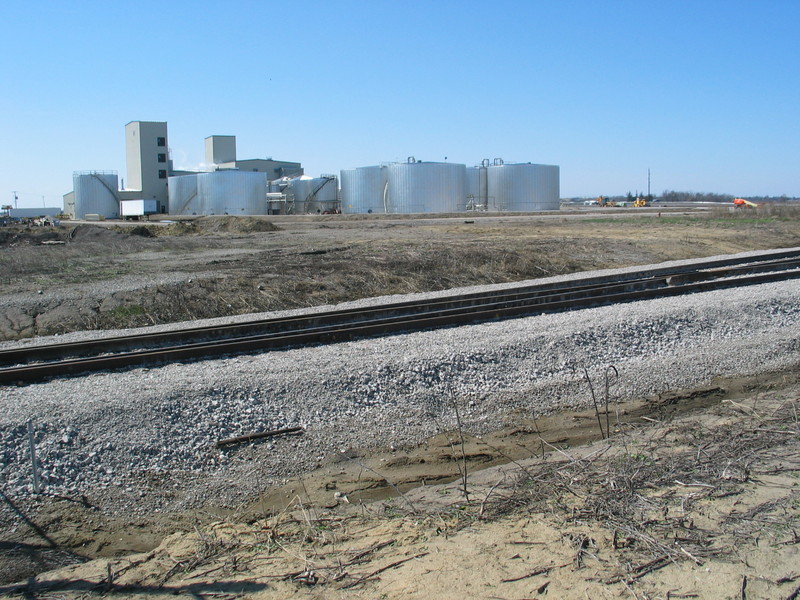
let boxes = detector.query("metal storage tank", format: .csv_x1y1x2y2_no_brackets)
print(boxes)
487,162,560,212
197,171,268,215
339,169,355,212
340,166,387,214
287,175,338,214
266,177,291,214
72,171,119,219
270,177,291,193
385,160,466,214
465,165,489,210
168,174,200,215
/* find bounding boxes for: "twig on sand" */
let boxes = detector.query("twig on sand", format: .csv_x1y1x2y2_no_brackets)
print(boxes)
341,552,429,589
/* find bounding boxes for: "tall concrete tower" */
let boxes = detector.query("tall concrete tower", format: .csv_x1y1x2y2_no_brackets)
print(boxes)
125,121,169,212
205,135,237,165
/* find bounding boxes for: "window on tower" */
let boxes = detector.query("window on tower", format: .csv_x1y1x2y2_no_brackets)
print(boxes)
158,170,167,179
158,153,166,163
157,137,166,147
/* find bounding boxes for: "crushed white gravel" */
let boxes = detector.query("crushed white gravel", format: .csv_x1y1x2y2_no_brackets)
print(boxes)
1,251,799,515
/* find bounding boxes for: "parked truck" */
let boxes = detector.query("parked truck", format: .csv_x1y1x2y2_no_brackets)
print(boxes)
120,199,158,220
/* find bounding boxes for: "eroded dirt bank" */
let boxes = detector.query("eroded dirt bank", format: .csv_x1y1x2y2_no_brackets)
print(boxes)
2,369,798,598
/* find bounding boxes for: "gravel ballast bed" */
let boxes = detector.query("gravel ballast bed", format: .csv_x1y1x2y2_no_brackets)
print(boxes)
1,269,798,515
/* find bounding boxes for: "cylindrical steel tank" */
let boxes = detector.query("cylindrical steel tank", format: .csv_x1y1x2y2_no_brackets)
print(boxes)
270,177,291,193
168,174,200,215
340,166,387,214
339,169,355,212
196,171,268,215
385,161,466,214
486,163,560,212
465,166,489,210
72,171,119,219
287,175,339,214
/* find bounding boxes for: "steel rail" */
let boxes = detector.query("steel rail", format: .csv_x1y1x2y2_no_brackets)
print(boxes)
1,253,799,385
2,255,799,372
2,249,800,368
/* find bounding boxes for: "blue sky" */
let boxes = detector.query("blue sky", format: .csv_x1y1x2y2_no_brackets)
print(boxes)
2,0,798,208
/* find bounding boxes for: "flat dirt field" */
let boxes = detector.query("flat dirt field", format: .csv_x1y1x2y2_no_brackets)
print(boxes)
2,206,798,341
1,206,800,599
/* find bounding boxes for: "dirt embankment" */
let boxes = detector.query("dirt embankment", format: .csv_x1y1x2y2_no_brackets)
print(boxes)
2,371,798,598
2,209,799,341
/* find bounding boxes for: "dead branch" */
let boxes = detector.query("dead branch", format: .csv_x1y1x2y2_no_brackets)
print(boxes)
216,426,304,448
500,565,550,583
341,552,429,589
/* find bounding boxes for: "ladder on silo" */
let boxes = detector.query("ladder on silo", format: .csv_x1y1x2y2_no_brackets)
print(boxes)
90,172,121,215
90,172,120,202
175,188,199,215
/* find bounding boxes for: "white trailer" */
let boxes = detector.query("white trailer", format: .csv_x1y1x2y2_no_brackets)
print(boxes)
120,199,157,220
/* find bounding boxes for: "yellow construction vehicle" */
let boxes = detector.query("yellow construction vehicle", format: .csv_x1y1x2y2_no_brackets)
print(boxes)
733,198,758,208
597,196,616,207
633,197,649,207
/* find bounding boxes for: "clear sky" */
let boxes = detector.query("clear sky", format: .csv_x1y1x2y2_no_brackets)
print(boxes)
2,0,798,208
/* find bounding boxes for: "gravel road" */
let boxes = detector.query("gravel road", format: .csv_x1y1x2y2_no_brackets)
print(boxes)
1,252,799,516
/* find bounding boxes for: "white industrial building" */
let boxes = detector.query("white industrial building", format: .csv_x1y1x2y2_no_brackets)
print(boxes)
63,122,304,219
167,135,308,216
64,121,560,218
124,121,170,212
204,135,302,180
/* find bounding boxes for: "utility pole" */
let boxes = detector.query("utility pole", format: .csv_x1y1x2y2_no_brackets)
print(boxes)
12,191,18,209
647,169,651,200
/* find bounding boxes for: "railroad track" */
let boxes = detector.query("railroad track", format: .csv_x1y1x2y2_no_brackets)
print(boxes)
2,249,800,385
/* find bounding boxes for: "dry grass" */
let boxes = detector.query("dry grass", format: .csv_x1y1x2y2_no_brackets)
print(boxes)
474,393,800,583
1,210,800,340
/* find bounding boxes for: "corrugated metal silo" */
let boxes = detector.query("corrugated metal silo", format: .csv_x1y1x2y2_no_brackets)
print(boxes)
270,177,291,193
197,171,268,215
288,175,339,214
340,166,387,214
168,174,200,215
72,171,119,219
487,163,560,212
465,165,489,210
339,169,355,212
386,160,466,214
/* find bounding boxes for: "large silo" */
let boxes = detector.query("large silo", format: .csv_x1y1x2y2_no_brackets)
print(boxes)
339,169,355,212
72,171,119,219
465,164,489,210
288,175,338,214
340,166,387,214
487,163,560,211
197,171,268,215
168,174,200,215
385,160,466,214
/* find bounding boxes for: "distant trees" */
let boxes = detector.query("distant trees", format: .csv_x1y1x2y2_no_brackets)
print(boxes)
746,195,797,203
658,191,800,203
626,191,654,203
569,192,799,204
659,190,734,203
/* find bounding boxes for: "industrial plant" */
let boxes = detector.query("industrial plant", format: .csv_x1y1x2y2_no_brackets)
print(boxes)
64,121,560,219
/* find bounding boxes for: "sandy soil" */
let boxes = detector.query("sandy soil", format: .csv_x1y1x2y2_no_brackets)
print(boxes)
3,370,798,599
